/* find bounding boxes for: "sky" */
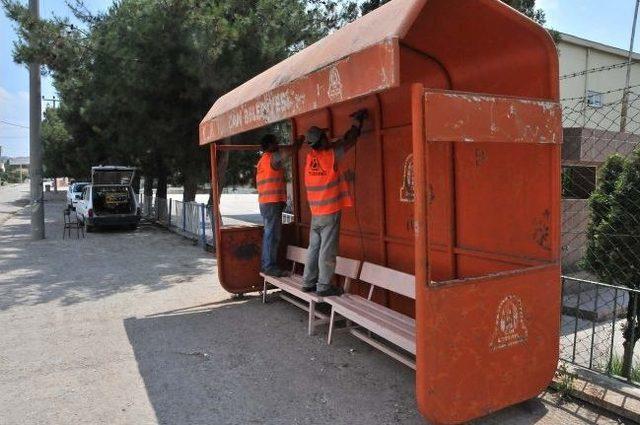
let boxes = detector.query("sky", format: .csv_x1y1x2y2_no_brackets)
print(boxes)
0,0,639,157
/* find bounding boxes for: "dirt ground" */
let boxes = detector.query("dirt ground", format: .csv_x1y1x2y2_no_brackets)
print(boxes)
0,193,631,425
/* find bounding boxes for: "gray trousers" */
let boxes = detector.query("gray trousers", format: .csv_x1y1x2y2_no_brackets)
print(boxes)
303,211,341,291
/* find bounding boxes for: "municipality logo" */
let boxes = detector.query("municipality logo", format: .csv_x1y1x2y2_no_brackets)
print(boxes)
308,156,327,176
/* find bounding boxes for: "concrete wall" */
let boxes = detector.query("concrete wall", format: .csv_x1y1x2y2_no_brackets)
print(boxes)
562,198,589,271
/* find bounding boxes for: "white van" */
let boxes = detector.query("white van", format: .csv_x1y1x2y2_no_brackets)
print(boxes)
76,166,141,231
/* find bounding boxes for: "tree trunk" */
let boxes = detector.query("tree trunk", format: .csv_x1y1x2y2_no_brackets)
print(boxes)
156,172,168,199
622,293,639,377
132,173,141,195
183,174,198,202
143,176,154,198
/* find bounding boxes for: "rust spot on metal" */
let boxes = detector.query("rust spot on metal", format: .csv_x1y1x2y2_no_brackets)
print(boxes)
233,243,260,260
533,209,551,251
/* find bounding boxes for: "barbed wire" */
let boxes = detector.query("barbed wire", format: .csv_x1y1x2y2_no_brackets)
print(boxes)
560,60,636,80
560,84,640,102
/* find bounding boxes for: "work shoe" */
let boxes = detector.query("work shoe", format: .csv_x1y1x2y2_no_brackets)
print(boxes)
263,268,286,277
302,285,317,293
315,287,343,297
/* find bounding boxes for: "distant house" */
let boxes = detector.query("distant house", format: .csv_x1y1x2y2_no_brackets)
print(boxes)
8,157,29,168
7,157,29,179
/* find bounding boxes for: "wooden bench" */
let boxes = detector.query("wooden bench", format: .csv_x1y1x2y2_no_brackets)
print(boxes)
260,245,360,336
326,261,416,369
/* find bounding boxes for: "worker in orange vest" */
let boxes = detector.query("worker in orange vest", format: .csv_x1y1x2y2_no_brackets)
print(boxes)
256,134,291,277
302,109,368,296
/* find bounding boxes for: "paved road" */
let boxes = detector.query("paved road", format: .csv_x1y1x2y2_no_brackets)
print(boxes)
0,197,630,425
0,182,30,225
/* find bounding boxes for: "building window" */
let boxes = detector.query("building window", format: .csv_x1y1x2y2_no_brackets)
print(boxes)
562,165,597,199
587,90,603,108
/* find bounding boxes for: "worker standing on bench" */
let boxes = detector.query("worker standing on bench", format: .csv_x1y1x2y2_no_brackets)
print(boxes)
256,134,290,277
302,109,368,296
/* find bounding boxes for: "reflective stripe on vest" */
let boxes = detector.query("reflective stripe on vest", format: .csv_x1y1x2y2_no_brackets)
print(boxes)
256,152,287,204
304,149,353,216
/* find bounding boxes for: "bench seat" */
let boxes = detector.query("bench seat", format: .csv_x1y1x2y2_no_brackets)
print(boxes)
261,245,360,336
326,261,416,368
261,273,324,305
327,294,416,354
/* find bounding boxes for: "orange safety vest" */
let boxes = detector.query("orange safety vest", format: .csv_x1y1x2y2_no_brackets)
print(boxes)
304,149,353,216
256,152,287,204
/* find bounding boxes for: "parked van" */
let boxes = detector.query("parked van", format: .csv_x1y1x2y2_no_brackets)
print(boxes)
76,166,141,231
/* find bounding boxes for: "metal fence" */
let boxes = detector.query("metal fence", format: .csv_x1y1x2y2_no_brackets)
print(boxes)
561,87,640,275
140,195,215,249
558,81,640,387
560,276,640,384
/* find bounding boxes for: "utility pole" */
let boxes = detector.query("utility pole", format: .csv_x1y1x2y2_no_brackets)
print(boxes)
29,0,44,240
620,0,640,133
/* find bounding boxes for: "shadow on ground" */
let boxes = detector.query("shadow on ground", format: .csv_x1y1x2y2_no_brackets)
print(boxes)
0,200,214,311
125,294,633,425
124,296,424,425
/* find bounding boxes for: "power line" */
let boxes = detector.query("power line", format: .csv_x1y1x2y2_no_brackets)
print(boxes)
0,119,29,129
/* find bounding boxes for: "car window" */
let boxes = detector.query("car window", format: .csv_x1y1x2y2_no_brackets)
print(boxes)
75,183,88,193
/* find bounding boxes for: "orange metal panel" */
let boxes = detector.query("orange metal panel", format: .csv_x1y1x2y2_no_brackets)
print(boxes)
424,91,562,144
200,40,400,144
403,0,559,100
415,90,561,424
420,265,560,424
216,225,263,294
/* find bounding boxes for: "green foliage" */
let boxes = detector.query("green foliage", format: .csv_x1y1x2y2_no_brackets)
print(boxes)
0,167,28,184
605,353,640,382
2,0,330,199
582,153,639,286
41,107,80,178
583,152,640,376
553,363,575,398
500,0,546,25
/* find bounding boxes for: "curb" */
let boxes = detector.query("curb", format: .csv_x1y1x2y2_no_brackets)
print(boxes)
553,363,640,423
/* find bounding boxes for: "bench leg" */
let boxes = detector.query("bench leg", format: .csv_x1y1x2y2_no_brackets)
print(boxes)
308,301,316,336
262,279,267,304
327,308,336,345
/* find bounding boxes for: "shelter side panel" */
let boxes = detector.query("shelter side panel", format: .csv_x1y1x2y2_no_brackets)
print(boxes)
454,143,556,273
417,265,560,424
217,226,263,294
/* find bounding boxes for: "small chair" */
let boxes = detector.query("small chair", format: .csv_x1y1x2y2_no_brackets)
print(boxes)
63,208,85,239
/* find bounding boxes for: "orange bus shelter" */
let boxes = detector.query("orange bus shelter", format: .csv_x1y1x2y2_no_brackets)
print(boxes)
199,0,561,423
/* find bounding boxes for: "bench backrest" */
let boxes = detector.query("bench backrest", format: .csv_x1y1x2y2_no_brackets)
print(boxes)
287,245,308,265
286,245,361,282
359,262,415,300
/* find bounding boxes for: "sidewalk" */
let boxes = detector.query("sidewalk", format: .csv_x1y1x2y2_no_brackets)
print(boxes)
0,182,29,225
0,198,631,424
